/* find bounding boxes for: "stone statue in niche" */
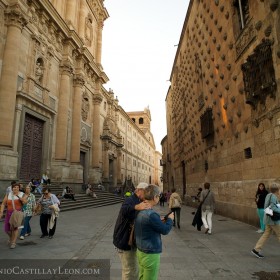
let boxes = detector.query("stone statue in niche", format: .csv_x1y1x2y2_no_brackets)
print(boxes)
35,59,44,83
81,92,89,121
85,14,93,46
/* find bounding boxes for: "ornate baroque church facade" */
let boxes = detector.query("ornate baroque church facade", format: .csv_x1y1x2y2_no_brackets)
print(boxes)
0,0,159,190
162,0,280,225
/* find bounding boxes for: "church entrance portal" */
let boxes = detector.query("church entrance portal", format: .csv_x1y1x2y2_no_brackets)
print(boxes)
19,114,44,181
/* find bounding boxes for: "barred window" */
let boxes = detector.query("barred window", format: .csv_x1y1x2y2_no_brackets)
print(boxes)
200,108,214,139
241,39,277,109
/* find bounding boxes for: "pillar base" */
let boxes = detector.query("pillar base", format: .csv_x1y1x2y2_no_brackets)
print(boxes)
88,167,102,185
0,148,19,191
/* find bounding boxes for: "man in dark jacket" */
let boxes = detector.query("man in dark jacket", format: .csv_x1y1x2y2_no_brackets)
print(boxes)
113,182,150,280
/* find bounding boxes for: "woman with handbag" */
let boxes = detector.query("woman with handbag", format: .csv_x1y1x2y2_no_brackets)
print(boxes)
37,186,60,239
169,188,182,228
251,183,280,258
0,183,27,249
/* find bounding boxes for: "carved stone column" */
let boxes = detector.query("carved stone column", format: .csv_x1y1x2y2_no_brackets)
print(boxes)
0,5,27,146
116,148,122,185
102,143,109,181
55,60,73,160
96,21,104,65
91,93,103,167
13,104,23,152
113,156,118,187
78,0,87,39
70,74,84,163
65,0,77,29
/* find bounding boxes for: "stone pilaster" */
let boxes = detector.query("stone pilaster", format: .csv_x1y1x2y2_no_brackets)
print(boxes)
55,60,73,160
65,0,77,29
91,93,103,167
96,21,103,65
78,0,87,38
102,143,109,180
70,74,85,163
113,155,118,187
117,148,122,185
0,5,27,147
13,104,23,152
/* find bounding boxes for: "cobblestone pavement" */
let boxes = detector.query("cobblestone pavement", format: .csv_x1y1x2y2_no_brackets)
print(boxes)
0,204,279,279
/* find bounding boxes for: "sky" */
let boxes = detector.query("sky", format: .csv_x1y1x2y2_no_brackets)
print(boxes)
102,0,190,151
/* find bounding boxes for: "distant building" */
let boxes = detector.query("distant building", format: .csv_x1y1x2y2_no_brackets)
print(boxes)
163,0,280,226
0,0,159,191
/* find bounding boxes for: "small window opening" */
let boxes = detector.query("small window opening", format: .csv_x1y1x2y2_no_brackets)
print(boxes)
244,147,252,159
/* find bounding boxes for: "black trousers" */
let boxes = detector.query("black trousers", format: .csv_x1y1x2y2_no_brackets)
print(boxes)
40,213,57,237
171,207,181,227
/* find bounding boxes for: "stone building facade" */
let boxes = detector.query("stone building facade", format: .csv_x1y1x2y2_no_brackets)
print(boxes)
0,0,158,191
163,0,280,226
118,107,158,189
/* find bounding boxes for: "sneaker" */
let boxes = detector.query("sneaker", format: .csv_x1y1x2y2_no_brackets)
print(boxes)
19,236,24,240
10,243,16,249
24,233,31,237
40,235,47,238
251,249,264,259
205,228,209,234
257,229,264,233
48,236,53,239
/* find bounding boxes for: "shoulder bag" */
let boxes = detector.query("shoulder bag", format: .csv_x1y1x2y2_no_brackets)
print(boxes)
265,194,280,221
9,195,25,229
173,197,181,208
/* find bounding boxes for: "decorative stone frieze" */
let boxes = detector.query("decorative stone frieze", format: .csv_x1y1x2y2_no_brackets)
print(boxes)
235,19,256,59
73,74,85,87
92,93,103,105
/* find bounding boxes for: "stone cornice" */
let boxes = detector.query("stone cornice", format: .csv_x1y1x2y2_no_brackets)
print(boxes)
86,0,109,23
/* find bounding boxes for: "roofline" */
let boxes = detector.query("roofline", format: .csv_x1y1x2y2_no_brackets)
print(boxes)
169,0,194,81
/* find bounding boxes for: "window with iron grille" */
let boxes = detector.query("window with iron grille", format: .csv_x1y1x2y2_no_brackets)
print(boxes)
241,39,277,109
200,108,214,139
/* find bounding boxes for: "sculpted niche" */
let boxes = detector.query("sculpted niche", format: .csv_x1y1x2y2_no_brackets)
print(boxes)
82,92,90,121
35,57,44,84
85,14,93,46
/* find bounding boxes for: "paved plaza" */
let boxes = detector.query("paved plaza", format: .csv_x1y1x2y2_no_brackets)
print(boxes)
0,204,279,279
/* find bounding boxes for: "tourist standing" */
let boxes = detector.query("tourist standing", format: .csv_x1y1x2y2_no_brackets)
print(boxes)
255,183,268,233
113,182,150,280
135,185,174,280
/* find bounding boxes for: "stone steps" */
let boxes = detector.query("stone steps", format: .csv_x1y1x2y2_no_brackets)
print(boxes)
0,185,124,213
57,193,124,212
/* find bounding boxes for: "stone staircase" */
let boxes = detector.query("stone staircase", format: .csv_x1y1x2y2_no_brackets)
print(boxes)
37,185,124,212
1,185,124,213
